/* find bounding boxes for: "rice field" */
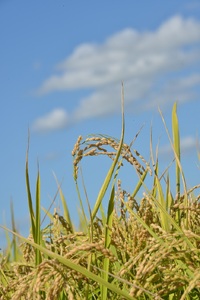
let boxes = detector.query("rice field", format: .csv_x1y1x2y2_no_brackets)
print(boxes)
0,92,200,299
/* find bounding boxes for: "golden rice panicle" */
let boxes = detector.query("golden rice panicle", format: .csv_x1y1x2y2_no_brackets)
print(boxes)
72,135,82,180
21,234,35,263
71,135,82,157
133,148,152,176
75,134,151,177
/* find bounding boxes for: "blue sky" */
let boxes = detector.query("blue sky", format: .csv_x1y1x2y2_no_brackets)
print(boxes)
0,0,200,247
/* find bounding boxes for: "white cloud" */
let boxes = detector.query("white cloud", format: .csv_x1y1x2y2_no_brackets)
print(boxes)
159,136,197,155
38,15,200,94
181,136,197,151
140,73,200,112
32,109,70,133
34,15,200,132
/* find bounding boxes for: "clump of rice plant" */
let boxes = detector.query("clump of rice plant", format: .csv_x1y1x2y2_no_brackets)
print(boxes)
0,89,200,299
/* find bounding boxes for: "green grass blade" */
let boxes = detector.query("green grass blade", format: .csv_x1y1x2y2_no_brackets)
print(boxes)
54,175,74,234
155,176,170,232
160,104,189,228
101,185,115,299
10,201,19,261
131,168,148,199
35,167,42,265
41,207,54,221
172,102,181,196
172,103,189,228
75,181,88,231
159,105,188,195
99,203,107,225
91,84,125,220
165,174,174,212
152,159,159,199
59,188,74,233
0,267,9,286
25,141,35,238
2,217,12,262
150,193,194,248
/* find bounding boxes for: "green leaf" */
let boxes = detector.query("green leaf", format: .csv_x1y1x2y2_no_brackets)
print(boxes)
35,168,42,265
172,102,180,196
91,83,125,220
101,185,115,299
156,176,170,232
25,141,35,238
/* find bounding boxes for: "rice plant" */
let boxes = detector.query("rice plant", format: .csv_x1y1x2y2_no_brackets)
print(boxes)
0,91,200,299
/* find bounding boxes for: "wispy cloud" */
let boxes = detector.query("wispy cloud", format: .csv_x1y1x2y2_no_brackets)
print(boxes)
34,15,200,132
32,108,70,132
159,136,197,156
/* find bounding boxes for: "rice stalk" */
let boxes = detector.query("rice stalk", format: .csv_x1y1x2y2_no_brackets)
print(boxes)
1,100,200,299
